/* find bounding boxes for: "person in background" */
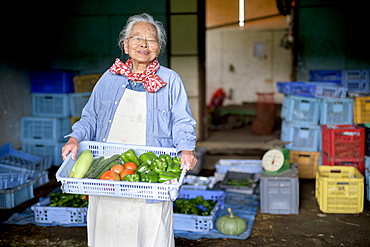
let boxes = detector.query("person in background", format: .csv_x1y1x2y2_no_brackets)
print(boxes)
61,13,198,247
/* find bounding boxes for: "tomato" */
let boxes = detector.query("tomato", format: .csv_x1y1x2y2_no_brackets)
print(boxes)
123,162,138,171
110,164,125,174
119,168,135,180
100,170,121,181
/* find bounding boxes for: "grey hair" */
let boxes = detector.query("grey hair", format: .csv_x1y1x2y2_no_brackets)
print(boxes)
118,13,167,53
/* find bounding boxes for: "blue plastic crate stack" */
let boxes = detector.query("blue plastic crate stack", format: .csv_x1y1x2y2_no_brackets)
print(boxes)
21,69,79,167
21,71,101,167
365,123,370,202
0,143,49,208
277,69,370,179
365,156,370,202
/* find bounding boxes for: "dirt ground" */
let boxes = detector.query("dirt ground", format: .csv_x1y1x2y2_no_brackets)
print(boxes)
1,164,370,247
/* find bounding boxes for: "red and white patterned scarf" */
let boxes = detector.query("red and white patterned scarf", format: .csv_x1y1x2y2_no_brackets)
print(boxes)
109,58,167,93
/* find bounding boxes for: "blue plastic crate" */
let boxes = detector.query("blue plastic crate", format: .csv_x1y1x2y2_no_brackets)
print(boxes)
174,190,226,232
30,70,75,94
277,81,347,98
366,156,370,170
20,117,71,143
281,95,321,124
32,93,70,117
31,197,87,224
320,98,354,125
0,164,29,190
0,143,43,175
69,92,91,117
342,70,370,93
21,140,65,167
366,169,370,202
341,80,370,93
0,180,34,209
342,69,370,81
280,120,321,152
365,157,370,201
309,70,342,83
31,170,50,188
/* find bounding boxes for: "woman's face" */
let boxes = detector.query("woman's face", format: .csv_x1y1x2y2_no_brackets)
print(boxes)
124,22,161,68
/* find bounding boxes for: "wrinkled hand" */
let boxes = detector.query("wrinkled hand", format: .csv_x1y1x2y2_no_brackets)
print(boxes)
61,137,80,161
180,150,198,171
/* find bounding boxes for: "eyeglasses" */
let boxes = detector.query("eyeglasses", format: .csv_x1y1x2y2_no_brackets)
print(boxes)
128,36,159,47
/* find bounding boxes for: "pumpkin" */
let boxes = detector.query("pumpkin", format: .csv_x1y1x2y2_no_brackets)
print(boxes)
216,208,247,235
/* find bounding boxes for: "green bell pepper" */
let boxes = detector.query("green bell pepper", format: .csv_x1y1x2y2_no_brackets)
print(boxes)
167,162,181,174
158,171,180,183
123,173,140,182
120,149,141,166
172,156,181,165
152,158,168,174
136,163,152,174
161,154,173,166
139,152,159,165
158,154,169,166
139,153,153,165
147,152,158,160
140,171,158,183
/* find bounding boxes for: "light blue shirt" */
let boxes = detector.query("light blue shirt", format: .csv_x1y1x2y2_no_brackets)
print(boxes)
68,65,197,153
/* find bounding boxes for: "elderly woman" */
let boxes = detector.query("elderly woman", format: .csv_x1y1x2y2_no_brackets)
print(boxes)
61,13,198,247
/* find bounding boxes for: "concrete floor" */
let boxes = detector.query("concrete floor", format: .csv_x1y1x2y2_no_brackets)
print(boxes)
197,124,281,171
2,124,370,247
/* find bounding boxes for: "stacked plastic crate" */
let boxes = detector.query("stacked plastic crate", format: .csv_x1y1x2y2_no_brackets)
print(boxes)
25,71,98,221
314,70,368,214
0,143,42,208
278,71,355,179
278,88,322,179
278,70,368,214
365,150,370,202
318,70,369,174
21,69,75,167
345,70,370,202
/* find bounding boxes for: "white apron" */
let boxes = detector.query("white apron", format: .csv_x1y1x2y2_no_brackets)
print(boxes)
87,89,175,247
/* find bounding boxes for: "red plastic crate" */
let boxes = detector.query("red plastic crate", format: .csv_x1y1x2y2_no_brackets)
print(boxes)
321,125,365,159
321,154,364,174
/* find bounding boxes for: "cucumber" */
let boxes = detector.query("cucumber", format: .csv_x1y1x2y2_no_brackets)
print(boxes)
86,154,121,179
83,156,104,178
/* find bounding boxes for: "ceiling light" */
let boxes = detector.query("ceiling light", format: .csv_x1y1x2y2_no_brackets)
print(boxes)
239,0,244,27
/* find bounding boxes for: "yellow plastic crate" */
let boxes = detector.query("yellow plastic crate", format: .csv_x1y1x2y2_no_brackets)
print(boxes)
315,166,364,214
290,150,320,179
73,73,102,93
354,96,370,124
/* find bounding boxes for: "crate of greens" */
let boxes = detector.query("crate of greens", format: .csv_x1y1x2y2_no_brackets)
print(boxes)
173,189,225,232
220,171,258,194
31,191,88,224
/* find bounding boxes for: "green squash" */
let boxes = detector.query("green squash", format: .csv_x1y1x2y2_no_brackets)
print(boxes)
216,208,247,235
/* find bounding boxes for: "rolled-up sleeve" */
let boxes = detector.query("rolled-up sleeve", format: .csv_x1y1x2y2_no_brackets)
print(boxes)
170,75,197,153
